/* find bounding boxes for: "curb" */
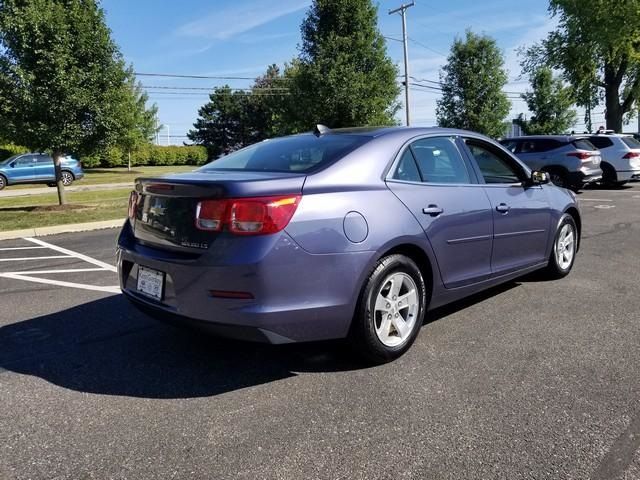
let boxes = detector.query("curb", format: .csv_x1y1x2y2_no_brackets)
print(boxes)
0,219,125,241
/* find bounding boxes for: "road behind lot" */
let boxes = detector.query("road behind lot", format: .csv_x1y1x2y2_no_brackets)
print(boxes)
0,185,639,480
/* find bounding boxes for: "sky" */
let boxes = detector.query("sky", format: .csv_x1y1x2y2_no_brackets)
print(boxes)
100,0,592,144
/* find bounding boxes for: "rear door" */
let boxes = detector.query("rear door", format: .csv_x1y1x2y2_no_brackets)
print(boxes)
33,154,55,181
386,135,494,288
461,138,552,275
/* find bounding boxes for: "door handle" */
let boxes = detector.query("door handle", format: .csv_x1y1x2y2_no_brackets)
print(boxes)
422,205,444,216
496,203,510,213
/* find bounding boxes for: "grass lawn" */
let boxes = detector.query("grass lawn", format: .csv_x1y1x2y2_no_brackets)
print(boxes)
0,188,131,231
4,165,196,189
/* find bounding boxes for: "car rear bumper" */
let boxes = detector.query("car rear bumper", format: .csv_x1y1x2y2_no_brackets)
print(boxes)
618,169,640,181
567,168,602,187
116,221,373,344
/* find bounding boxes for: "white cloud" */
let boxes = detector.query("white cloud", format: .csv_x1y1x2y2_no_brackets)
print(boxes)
176,0,311,40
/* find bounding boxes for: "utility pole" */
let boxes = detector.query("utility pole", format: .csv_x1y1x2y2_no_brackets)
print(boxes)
389,1,414,126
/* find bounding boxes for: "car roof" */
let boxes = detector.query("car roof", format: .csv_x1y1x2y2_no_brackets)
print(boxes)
500,135,579,142
310,126,486,139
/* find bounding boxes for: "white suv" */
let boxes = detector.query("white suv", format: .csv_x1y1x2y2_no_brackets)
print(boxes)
587,133,640,186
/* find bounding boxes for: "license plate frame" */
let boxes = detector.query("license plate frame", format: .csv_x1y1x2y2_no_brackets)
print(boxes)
136,266,165,301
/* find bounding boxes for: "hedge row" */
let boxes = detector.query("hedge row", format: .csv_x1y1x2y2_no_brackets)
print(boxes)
0,144,30,160
81,145,209,168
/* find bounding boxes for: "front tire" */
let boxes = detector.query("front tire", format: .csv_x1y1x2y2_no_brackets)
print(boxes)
542,214,578,279
0,174,6,190
350,254,427,364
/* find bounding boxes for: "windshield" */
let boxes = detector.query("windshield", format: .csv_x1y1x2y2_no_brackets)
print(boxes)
198,134,370,173
0,154,21,165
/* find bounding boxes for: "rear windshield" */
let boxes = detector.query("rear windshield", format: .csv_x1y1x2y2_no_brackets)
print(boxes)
572,139,598,151
198,134,370,173
621,136,640,149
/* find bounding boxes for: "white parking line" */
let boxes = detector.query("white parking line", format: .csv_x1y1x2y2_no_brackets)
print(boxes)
0,272,120,294
24,237,117,272
0,255,70,262
579,198,613,202
0,237,119,294
6,268,108,275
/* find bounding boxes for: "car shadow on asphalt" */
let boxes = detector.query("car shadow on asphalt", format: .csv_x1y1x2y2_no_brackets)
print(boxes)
0,281,523,399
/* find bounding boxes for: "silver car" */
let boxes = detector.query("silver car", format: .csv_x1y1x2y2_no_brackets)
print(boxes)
500,136,602,192
586,133,640,186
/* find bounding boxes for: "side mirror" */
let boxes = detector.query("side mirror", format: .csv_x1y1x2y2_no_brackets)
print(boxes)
9,161,15,168
531,170,550,185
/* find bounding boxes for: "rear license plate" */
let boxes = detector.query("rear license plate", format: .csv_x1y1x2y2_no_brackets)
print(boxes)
137,266,164,301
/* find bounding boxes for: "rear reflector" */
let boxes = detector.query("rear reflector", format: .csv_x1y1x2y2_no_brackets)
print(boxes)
623,151,640,159
195,195,301,235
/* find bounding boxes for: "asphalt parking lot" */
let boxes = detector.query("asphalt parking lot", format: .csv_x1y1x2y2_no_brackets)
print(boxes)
0,184,639,480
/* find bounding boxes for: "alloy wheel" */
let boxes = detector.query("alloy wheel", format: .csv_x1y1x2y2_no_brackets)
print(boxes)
61,171,73,186
373,272,419,347
555,223,575,270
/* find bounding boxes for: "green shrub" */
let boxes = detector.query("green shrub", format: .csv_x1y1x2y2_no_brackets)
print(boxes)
0,144,29,160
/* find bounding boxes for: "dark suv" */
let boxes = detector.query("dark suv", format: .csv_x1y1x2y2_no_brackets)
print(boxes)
500,136,602,191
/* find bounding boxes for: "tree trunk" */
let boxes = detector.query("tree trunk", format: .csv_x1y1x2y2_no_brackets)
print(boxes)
128,150,131,172
52,151,66,206
605,85,623,132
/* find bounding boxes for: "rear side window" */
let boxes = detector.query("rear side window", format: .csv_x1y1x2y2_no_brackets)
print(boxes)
36,155,53,165
393,149,422,182
589,136,614,149
621,136,640,149
199,134,370,173
519,139,563,153
410,137,471,184
500,140,518,153
572,139,597,151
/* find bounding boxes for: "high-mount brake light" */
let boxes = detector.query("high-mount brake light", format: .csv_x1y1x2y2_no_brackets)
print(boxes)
195,195,301,235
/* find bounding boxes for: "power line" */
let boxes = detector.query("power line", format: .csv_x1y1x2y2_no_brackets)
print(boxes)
134,71,291,81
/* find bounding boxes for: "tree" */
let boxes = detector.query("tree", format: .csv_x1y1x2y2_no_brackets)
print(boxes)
523,0,640,133
187,86,253,159
0,0,133,204
436,30,511,138
247,64,296,140
517,66,576,135
290,0,400,129
119,71,159,171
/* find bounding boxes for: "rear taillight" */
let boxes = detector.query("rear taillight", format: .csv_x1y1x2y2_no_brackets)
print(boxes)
567,151,591,160
195,195,301,235
128,191,139,220
195,199,226,231
623,151,640,159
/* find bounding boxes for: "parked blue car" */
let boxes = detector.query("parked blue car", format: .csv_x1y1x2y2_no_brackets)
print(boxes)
117,127,581,363
0,153,84,190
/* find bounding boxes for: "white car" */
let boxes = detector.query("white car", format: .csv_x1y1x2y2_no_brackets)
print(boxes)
587,133,640,186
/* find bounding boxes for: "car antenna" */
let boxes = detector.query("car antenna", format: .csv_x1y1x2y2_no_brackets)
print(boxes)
314,124,330,137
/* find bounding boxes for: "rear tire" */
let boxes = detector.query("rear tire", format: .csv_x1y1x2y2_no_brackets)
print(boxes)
0,174,6,190
61,170,74,186
542,214,578,279
600,163,618,187
350,254,427,364
547,170,569,189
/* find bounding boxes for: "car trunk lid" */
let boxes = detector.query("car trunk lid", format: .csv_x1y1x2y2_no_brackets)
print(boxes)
130,171,306,253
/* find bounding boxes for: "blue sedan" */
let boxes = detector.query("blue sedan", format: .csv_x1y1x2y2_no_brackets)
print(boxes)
117,127,581,363
0,153,84,190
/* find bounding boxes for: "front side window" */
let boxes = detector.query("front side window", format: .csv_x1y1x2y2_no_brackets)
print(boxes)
15,155,35,166
465,140,523,184
199,134,370,173
409,137,471,184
